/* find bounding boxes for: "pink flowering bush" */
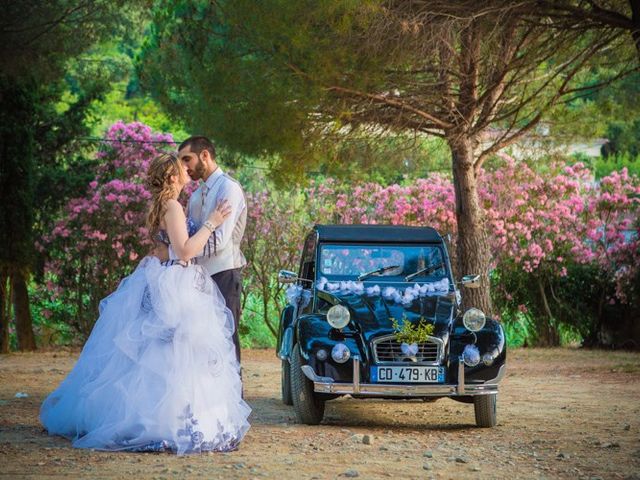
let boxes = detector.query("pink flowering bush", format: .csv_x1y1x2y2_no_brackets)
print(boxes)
306,175,458,265
481,157,639,346
41,122,175,336
481,157,591,274
580,168,640,303
241,188,309,338
479,157,591,345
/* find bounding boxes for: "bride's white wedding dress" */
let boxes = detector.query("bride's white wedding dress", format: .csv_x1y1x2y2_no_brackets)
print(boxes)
40,230,251,455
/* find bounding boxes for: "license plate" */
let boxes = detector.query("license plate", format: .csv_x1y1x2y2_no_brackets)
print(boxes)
370,365,445,383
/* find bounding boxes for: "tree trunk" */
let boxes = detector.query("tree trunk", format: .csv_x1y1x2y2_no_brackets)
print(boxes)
0,272,10,353
535,276,560,347
11,271,36,351
449,138,493,314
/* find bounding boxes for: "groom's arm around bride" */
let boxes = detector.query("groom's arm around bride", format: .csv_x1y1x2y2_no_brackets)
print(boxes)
178,136,247,364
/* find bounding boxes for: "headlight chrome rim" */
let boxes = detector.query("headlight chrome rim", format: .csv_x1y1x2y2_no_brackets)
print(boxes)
327,305,350,329
463,308,486,332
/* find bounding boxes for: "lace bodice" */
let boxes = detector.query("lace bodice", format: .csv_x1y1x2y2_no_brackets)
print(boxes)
156,217,199,261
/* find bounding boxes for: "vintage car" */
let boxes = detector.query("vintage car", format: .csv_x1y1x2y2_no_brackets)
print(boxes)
277,224,506,428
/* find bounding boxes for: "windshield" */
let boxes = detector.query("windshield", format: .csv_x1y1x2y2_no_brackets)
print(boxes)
319,244,446,281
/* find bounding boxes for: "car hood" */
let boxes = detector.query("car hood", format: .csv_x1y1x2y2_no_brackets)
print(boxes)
318,290,455,343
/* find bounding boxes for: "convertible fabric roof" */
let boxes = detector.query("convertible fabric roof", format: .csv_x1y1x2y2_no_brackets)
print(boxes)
314,224,444,243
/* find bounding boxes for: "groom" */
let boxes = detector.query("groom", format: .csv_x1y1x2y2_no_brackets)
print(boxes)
178,136,247,363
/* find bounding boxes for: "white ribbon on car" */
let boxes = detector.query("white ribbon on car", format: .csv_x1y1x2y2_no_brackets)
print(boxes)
463,344,480,365
285,284,312,309
400,342,419,356
317,276,450,306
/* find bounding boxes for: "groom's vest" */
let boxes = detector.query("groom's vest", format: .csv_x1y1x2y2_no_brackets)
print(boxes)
188,169,247,276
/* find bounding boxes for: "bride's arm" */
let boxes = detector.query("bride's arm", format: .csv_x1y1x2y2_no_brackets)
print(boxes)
164,199,229,262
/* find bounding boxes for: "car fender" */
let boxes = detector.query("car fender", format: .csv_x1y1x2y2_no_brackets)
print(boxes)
448,317,506,382
277,305,295,360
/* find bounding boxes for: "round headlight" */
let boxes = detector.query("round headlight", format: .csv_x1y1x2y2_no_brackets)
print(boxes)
463,308,486,332
327,305,350,329
331,343,351,363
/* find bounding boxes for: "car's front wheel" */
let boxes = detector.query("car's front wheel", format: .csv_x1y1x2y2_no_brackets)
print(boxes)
290,343,325,424
474,393,497,427
281,359,293,405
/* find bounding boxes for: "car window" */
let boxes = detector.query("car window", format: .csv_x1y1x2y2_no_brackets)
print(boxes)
319,244,444,279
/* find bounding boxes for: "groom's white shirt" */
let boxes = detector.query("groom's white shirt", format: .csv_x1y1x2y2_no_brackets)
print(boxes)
188,167,247,276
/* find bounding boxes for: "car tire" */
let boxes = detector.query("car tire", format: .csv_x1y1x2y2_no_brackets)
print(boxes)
474,393,497,427
281,359,293,405
290,343,325,425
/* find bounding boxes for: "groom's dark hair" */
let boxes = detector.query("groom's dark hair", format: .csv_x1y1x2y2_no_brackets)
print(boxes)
179,136,216,160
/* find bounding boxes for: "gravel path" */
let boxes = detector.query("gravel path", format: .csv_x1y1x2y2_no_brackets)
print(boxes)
1,347,639,479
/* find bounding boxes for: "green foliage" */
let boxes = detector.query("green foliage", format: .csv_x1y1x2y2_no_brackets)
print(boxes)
556,70,640,158
605,120,640,158
593,152,640,179
28,282,77,348
0,78,37,267
0,75,111,283
320,135,452,184
0,1,145,82
491,262,613,346
391,316,435,345
239,292,278,349
79,38,189,139
500,312,534,349
90,81,188,139
138,0,381,182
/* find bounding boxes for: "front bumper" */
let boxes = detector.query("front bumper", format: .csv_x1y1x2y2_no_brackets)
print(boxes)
301,356,505,397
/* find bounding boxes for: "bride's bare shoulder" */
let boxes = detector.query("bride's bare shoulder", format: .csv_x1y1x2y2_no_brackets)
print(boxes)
164,199,183,211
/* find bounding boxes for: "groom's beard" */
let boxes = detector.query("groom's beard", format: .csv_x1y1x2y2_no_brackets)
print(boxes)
188,158,207,181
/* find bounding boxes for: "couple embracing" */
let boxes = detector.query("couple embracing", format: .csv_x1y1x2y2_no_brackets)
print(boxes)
40,136,251,455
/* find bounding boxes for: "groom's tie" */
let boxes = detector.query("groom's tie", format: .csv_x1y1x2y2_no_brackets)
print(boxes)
201,184,216,257
201,184,209,223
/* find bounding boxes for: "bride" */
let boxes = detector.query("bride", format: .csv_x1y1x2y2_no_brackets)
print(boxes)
40,153,251,455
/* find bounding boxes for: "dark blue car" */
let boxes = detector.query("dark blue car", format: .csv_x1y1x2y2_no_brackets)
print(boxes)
277,225,506,427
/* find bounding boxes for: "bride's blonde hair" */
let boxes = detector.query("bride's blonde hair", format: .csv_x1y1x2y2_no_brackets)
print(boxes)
146,153,182,238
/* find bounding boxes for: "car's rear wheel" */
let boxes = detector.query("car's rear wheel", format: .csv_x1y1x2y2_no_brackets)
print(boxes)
281,358,293,405
290,343,325,424
474,393,497,427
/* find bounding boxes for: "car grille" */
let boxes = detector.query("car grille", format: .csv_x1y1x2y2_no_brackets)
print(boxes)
372,335,443,365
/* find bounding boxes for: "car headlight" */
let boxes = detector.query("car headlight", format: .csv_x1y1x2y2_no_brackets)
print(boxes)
327,305,350,329
463,308,486,332
331,343,351,363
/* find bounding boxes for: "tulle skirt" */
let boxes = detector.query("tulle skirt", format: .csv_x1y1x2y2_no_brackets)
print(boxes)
40,257,251,455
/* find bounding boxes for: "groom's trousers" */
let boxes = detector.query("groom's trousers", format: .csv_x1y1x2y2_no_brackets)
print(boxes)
211,268,243,364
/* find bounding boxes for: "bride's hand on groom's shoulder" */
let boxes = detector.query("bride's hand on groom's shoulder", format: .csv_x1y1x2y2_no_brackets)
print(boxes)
208,199,232,228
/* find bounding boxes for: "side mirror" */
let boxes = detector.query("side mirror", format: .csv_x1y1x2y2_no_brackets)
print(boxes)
461,274,481,289
278,270,298,284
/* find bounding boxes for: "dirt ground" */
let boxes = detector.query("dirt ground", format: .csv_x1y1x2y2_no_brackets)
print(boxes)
1,348,639,480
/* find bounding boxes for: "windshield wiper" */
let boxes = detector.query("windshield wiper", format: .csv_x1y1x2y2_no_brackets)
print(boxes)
404,262,445,282
357,265,401,281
